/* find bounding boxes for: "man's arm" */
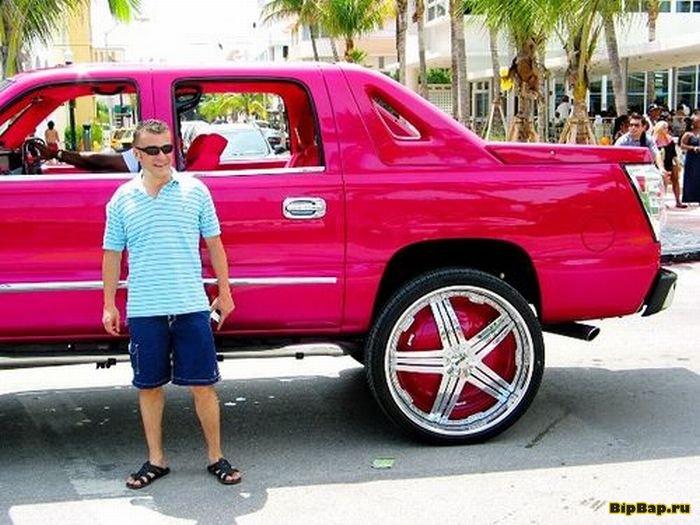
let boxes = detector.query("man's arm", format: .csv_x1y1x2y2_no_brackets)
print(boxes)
36,142,130,172
204,235,234,331
102,250,122,335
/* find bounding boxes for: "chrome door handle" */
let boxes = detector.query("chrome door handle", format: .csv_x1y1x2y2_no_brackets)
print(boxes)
283,197,327,219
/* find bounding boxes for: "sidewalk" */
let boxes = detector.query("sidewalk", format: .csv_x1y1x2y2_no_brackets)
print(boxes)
660,197,700,263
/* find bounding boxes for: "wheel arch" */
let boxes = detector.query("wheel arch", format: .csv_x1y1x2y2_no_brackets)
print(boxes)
372,239,541,324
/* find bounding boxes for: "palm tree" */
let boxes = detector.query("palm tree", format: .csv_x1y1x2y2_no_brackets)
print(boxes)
555,0,625,143
262,0,321,61
320,0,392,62
601,2,627,116
199,93,268,122
413,0,427,98
395,0,407,84
466,0,552,141
0,0,140,79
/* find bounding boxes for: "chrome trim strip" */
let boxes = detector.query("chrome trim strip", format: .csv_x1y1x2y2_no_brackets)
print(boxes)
0,277,338,293
0,166,326,183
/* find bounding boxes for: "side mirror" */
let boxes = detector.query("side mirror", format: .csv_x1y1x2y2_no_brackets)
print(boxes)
273,144,286,155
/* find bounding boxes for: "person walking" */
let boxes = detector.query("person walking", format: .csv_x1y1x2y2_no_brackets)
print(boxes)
101,119,240,489
680,114,700,204
653,120,686,208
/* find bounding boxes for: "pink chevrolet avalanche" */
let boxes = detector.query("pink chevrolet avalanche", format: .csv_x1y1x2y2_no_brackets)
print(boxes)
0,63,676,444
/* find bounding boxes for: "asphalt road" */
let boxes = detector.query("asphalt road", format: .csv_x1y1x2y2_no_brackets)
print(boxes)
1,263,699,525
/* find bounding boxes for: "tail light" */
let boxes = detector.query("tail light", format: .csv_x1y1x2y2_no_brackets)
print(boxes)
624,164,666,242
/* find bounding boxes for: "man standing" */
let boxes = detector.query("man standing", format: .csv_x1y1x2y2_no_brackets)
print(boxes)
614,113,668,177
102,119,240,489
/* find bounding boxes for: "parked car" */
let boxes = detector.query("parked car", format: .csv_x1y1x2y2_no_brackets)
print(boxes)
109,127,134,152
210,123,278,161
0,63,676,444
253,119,287,150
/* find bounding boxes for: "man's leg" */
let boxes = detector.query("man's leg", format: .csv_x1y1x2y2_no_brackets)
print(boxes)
191,385,223,462
140,387,166,466
191,385,239,483
126,315,172,488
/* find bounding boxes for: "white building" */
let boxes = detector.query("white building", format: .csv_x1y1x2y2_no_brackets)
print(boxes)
258,0,700,125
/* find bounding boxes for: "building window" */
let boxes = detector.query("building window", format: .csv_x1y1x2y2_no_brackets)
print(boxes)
427,0,447,21
473,81,490,119
649,69,669,106
627,72,646,113
677,65,699,109
677,1,700,12
590,80,602,115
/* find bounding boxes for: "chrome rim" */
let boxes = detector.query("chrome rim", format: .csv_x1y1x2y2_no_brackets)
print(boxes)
384,285,535,436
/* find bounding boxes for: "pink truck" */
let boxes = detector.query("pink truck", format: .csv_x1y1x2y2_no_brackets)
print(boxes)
0,63,676,444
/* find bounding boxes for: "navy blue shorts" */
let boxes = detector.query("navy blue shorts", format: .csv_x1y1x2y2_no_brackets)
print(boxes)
127,311,220,389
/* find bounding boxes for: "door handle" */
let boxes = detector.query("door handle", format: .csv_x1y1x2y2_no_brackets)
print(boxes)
283,197,327,219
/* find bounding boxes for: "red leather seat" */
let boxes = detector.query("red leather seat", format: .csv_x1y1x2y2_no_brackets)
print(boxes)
286,117,320,168
185,133,227,171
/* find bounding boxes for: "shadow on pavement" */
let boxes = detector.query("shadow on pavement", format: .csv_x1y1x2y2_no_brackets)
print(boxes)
1,364,699,524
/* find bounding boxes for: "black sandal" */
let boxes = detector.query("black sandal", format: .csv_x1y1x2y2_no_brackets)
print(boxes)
207,458,242,485
126,461,170,490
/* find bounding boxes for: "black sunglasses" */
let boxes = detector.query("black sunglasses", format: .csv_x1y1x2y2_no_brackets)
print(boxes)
135,144,174,156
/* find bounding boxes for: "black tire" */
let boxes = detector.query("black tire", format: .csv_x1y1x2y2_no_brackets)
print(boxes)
365,268,544,445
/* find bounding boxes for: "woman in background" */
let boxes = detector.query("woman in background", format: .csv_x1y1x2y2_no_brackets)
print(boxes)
654,120,686,208
680,115,700,205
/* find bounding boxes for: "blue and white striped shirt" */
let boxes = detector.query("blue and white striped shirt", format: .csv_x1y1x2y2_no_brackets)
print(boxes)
103,171,221,318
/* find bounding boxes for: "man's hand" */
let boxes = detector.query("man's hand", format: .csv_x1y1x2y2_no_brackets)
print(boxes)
34,142,55,161
102,305,121,335
210,292,235,331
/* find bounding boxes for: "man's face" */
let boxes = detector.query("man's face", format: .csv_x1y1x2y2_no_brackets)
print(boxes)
628,119,644,139
134,130,173,178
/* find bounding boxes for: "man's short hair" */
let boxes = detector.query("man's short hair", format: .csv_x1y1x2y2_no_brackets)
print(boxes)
629,112,644,123
134,119,170,145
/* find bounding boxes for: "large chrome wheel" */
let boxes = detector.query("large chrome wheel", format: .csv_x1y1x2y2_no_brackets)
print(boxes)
366,268,544,444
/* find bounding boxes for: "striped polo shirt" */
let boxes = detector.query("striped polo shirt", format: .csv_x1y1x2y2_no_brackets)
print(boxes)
103,171,221,318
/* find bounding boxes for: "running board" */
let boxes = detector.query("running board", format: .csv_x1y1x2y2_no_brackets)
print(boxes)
0,343,349,370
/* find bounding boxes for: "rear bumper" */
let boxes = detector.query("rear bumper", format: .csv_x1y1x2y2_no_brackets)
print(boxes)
642,268,677,317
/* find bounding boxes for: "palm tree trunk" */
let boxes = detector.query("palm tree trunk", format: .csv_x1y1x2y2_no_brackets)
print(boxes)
603,12,627,115
396,0,407,85
344,37,354,62
489,27,500,104
449,0,459,120
309,25,320,61
449,0,468,124
414,0,428,98
646,1,659,107
330,38,339,62
455,5,469,126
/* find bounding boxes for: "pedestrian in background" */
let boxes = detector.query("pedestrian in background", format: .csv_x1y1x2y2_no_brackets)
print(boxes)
654,120,686,208
613,115,629,142
615,113,667,176
44,121,60,162
101,119,240,489
680,114,700,205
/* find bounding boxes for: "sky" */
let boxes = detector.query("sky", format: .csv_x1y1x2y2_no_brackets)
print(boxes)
91,0,263,63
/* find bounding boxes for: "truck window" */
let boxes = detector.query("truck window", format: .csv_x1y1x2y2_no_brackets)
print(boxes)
0,81,139,176
174,80,323,172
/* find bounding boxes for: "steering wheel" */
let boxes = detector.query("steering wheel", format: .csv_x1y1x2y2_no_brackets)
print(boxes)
22,137,46,175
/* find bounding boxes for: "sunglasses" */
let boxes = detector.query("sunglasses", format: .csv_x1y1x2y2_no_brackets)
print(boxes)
135,144,174,156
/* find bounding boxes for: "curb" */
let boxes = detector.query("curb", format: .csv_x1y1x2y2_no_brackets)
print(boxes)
661,250,700,264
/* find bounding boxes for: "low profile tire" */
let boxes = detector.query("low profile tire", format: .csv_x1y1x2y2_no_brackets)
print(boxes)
365,268,544,444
